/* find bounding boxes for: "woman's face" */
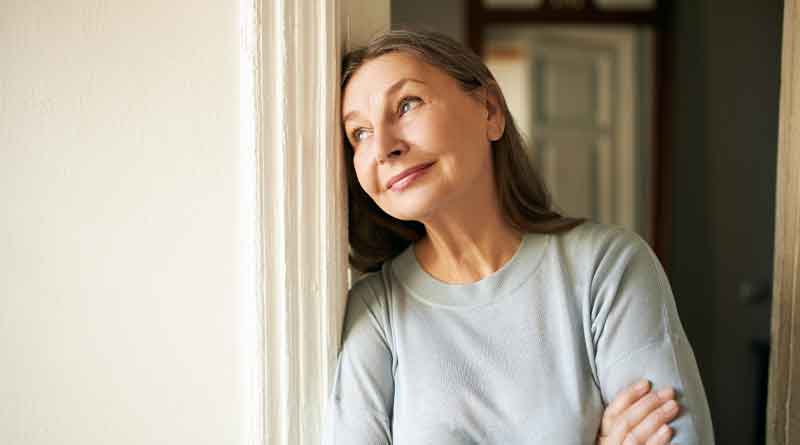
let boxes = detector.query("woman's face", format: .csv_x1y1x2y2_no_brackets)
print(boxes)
342,51,505,222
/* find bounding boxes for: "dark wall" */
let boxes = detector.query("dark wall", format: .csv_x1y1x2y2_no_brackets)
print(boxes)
667,1,715,424
391,0,465,43
697,1,780,443
669,1,782,443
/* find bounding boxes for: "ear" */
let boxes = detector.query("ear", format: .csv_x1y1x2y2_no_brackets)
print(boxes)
483,85,506,142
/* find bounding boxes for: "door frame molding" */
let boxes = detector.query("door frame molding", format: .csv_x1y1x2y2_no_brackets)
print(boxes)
258,1,389,444
767,0,800,442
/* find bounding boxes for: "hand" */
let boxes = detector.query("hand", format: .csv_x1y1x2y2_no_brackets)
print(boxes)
596,379,681,445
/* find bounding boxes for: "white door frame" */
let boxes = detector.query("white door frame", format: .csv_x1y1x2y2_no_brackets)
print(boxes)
256,1,389,444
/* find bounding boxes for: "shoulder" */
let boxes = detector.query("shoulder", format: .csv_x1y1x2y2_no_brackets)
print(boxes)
555,221,655,265
348,262,395,307
557,220,650,254
343,265,396,334
552,221,661,286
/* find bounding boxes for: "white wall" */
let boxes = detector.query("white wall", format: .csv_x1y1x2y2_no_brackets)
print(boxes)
0,1,257,444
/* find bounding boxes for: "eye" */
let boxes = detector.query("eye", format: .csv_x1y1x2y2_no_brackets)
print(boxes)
351,128,369,144
398,96,422,116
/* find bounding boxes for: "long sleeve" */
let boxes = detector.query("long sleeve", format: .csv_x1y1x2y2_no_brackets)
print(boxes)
589,230,715,444
323,274,395,445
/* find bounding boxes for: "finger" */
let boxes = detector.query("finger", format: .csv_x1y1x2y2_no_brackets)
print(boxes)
606,391,664,441
625,400,680,445
644,424,673,445
606,379,651,419
601,379,651,433
600,384,677,442
655,386,676,402
603,414,631,445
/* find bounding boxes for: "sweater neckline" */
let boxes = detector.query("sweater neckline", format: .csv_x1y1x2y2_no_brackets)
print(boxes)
390,231,550,309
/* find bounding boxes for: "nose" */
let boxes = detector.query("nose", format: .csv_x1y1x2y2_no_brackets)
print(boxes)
374,125,407,164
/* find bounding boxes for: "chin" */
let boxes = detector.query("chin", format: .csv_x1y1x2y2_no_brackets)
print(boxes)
376,178,448,222
382,196,440,222
388,210,427,222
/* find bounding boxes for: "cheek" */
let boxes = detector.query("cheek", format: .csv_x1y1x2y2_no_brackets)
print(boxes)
429,119,487,171
352,152,377,194
451,111,486,149
421,105,483,153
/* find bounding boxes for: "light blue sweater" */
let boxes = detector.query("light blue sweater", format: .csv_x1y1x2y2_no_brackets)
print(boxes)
324,222,714,444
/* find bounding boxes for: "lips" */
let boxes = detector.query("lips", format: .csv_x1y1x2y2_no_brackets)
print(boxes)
386,162,435,190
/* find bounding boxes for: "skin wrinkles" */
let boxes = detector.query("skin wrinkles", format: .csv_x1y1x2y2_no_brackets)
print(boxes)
342,51,521,284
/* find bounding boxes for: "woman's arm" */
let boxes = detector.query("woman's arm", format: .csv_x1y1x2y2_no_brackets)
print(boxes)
323,275,394,445
589,229,714,444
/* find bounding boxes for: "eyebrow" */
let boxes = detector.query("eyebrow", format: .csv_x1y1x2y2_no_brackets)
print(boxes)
342,78,426,124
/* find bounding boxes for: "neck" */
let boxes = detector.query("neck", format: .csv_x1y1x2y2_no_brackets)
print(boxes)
414,178,523,284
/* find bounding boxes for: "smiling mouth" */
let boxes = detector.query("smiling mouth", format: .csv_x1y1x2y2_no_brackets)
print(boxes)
389,162,434,191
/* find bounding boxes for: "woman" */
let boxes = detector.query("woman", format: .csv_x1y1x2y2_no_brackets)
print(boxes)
326,29,714,444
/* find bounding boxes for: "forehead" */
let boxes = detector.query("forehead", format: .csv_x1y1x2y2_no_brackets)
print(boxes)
342,52,451,117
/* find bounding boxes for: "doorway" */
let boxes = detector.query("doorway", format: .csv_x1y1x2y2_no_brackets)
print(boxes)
391,0,784,443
